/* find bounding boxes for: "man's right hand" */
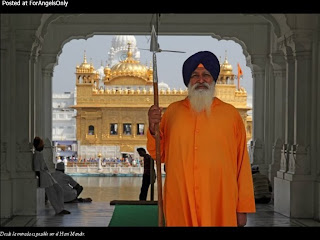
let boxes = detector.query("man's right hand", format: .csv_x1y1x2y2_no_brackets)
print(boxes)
148,105,162,135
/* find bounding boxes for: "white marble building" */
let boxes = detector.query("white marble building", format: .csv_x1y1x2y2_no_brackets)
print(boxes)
52,91,76,142
1,14,319,223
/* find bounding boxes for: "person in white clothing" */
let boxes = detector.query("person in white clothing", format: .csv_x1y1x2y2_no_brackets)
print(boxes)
63,157,68,167
33,137,70,215
52,162,92,203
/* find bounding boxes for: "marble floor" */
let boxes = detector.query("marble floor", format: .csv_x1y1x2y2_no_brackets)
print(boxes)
1,201,320,228
1,176,320,237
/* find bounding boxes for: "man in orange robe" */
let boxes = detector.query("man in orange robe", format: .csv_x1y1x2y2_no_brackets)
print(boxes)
147,51,256,226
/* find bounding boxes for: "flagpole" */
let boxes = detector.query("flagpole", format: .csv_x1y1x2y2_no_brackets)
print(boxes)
237,63,242,90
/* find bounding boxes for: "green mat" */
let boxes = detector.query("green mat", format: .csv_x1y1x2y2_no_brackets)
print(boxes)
108,204,159,227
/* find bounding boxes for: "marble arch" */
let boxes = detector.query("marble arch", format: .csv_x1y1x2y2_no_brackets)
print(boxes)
1,13,319,222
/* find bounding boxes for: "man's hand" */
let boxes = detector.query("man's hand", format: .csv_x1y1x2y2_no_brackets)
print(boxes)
148,105,162,135
236,213,247,227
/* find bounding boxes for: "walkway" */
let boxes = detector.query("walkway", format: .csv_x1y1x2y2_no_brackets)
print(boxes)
1,202,320,228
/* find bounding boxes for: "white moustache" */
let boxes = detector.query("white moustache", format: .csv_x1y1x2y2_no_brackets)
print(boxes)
193,82,210,91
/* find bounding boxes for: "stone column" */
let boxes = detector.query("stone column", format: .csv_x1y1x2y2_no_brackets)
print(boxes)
274,36,297,217
13,34,40,216
0,15,40,217
13,139,37,215
265,58,275,173
43,69,53,141
269,138,283,199
270,52,286,145
251,58,269,174
269,51,286,196
29,54,37,143
313,27,320,221
279,44,295,174
0,25,13,218
275,31,315,218
288,49,312,175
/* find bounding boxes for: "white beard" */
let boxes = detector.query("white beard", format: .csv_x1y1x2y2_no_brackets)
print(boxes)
188,82,215,115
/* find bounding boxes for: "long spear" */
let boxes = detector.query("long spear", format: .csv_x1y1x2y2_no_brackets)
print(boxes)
150,24,164,227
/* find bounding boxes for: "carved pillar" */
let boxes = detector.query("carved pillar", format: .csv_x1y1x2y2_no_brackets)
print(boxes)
250,138,264,165
0,28,17,218
29,34,42,142
269,138,283,199
13,31,40,216
287,49,312,175
0,22,12,217
278,43,295,175
313,24,320,221
42,70,53,141
251,58,269,174
15,50,32,145
275,30,315,218
269,51,286,194
270,51,286,148
252,69,265,144
261,54,278,175
29,55,37,142
13,139,37,215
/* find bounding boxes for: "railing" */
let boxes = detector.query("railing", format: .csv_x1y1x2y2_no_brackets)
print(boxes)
66,162,140,168
65,162,166,176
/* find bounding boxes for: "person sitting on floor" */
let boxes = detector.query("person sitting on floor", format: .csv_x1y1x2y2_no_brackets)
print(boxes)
252,165,272,204
33,137,71,215
51,162,92,203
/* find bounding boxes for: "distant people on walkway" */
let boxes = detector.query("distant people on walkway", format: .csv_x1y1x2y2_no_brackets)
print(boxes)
52,162,92,203
137,148,156,201
251,165,272,204
33,137,70,215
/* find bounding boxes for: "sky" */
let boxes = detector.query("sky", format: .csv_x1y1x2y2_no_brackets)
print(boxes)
52,35,253,107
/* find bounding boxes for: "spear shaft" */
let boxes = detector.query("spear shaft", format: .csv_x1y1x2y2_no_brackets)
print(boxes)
152,52,164,227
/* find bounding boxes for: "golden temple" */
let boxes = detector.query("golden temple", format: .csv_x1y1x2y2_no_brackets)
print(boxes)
71,39,252,158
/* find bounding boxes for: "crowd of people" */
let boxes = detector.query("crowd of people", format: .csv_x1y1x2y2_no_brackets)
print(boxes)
56,156,145,168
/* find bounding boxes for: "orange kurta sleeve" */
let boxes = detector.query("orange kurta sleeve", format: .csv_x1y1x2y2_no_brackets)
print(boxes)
235,113,256,213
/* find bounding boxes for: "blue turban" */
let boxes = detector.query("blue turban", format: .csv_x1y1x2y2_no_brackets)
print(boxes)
182,51,220,87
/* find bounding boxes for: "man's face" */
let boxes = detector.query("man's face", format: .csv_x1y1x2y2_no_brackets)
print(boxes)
189,67,214,90
188,66,216,114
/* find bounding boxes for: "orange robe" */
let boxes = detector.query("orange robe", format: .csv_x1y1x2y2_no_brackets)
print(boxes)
147,97,256,226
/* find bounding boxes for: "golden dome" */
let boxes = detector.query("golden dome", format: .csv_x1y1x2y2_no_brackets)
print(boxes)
217,50,235,85
221,59,233,71
104,64,111,75
220,51,233,76
107,43,153,84
76,51,95,73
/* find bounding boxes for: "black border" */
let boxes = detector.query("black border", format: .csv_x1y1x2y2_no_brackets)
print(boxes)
1,0,318,14
0,226,319,239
